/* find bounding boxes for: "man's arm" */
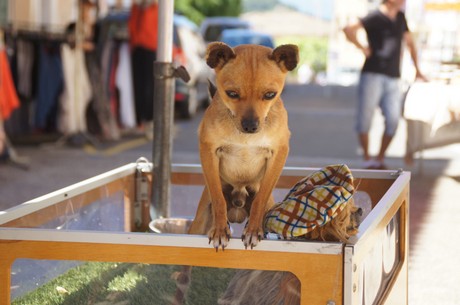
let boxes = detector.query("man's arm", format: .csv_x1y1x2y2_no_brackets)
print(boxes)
404,31,428,81
343,21,371,58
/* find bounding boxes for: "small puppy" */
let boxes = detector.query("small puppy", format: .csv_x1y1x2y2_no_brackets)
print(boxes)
188,42,299,250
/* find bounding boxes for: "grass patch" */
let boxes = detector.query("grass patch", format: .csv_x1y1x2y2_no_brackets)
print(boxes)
107,270,147,293
13,262,236,305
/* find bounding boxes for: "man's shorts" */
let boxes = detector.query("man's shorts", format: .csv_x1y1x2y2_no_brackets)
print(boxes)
356,72,402,135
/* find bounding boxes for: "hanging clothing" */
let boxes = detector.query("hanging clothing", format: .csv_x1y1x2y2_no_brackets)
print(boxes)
35,43,64,129
65,19,120,140
128,2,158,124
131,46,155,124
0,49,20,120
115,42,136,129
85,47,120,140
58,44,92,135
16,39,34,99
128,3,158,52
16,39,34,98
108,44,119,124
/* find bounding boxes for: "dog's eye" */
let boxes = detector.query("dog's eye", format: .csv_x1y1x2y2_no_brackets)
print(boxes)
225,90,240,99
263,92,277,100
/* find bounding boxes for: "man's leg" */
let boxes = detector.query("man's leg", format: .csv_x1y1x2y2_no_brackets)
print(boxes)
377,76,402,167
358,133,370,161
357,73,382,166
377,134,393,163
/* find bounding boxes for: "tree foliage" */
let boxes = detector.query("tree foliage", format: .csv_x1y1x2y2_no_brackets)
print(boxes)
277,36,328,74
175,0,242,25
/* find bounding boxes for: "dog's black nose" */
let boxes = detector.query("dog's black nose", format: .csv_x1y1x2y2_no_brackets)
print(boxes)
241,119,259,133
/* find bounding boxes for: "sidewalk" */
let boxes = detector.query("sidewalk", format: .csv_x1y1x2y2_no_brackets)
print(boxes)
406,153,460,305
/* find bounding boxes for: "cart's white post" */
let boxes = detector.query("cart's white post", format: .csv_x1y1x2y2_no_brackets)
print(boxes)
344,245,356,305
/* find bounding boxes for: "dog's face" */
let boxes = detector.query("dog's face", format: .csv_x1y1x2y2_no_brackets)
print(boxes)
206,43,299,133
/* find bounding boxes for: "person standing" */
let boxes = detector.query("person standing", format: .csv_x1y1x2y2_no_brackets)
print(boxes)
128,0,158,140
343,0,426,169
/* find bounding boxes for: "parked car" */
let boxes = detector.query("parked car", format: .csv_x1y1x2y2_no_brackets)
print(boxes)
220,29,275,48
200,17,251,44
219,29,275,48
173,14,212,119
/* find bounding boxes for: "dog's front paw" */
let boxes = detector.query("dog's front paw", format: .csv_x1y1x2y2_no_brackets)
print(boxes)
242,225,264,249
208,224,231,251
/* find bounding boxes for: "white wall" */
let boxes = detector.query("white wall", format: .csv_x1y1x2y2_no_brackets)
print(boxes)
326,0,368,86
7,0,77,31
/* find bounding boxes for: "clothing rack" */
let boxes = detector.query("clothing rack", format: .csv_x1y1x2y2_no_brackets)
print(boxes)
1,25,67,42
1,2,136,148
1,11,101,147
0,31,85,152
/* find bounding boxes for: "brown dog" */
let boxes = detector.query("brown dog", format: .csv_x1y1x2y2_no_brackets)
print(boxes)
188,42,299,250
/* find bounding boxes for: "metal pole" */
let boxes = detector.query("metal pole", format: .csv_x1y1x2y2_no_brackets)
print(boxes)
157,0,174,62
151,0,175,220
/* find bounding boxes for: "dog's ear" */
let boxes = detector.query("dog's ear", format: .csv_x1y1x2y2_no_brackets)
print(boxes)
270,44,299,72
206,42,236,70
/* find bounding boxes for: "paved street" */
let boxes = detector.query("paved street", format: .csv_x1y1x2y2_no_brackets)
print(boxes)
1,83,460,304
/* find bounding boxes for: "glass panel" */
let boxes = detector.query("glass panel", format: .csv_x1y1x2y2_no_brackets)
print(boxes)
2,167,385,234
355,209,402,305
40,191,125,231
3,190,126,231
11,260,300,305
1,173,134,230
353,190,373,221
11,259,81,301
